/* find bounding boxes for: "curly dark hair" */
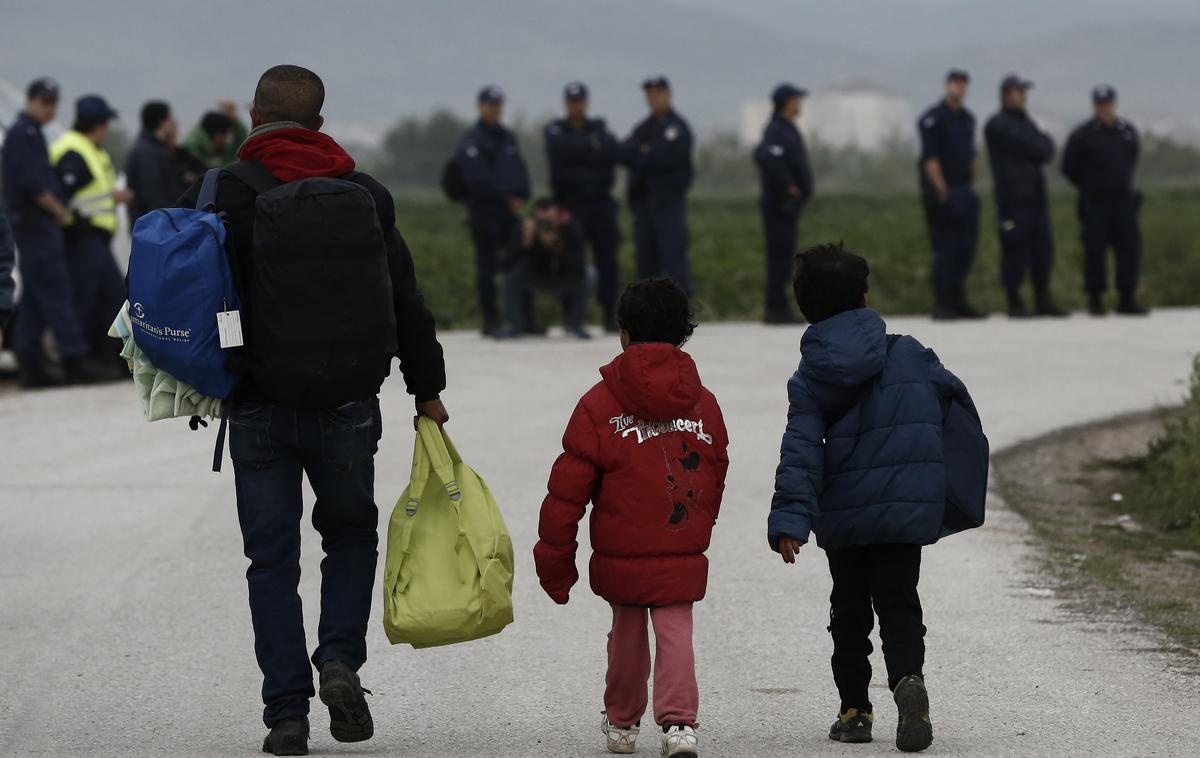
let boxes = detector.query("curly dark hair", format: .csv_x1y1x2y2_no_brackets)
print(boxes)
616,278,697,346
792,242,870,323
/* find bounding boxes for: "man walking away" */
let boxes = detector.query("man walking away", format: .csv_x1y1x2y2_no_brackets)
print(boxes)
126,101,190,225
919,70,985,320
544,81,621,332
984,74,1067,318
755,82,813,325
177,65,448,756
1,77,104,387
50,94,132,378
1061,85,1147,316
621,75,694,294
454,85,531,336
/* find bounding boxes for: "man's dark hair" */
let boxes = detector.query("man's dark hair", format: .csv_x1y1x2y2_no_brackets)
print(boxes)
140,101,171,132
792,243,870,323
72,116,105,134
200,111,234,139
253,65,325,128
617,278,696,347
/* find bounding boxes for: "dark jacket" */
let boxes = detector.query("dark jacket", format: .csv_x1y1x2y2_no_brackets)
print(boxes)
769,309,978,552
918,100,976,189
178,126,446,403
0,207,14,322
1,112,62,229
754,114,814,211
126,130,190,225
984,108,1055,207
544,117,619,206
504,215,588,279
1061,117,1139,198
455,120,531,220
620,109,694,207
535,343,730,606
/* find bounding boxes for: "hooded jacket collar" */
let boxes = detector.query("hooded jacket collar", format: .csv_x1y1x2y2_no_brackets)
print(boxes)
799,308,888,387
600,343,702,420
237,121,355,182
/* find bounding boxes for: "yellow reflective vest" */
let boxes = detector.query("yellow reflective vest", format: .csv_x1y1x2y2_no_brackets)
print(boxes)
49,130,118,234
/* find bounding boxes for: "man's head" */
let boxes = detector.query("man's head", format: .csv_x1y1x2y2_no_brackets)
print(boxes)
24,77,60,124
945,69,970,107
200,111,235,153
617,278,696,348
1000,73,1032,111
772,83,806,121
792,243,870,323
1092,84,1118,125
251,65,325,130
477,85,504,126
141,101,176,143
642,76,672,117
73,95,119,144
564,81,588,122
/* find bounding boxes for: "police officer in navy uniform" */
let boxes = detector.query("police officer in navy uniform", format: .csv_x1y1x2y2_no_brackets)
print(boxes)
1061,85,1147,316
919,69,985,320
620,75,694,294
984,74,1067,318
544,81,621,331
454,85,531,336
1,78,103,387
754,82,813,324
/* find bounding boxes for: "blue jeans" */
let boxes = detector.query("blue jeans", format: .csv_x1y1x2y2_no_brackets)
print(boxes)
229,398,382,727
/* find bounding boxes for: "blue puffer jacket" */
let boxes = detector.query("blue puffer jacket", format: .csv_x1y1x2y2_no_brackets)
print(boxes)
768,308,977,552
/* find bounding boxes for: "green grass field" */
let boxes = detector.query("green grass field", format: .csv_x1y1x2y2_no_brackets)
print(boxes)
395,188,1200,328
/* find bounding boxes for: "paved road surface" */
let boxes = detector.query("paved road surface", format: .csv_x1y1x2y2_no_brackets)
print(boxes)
2,311,1198,757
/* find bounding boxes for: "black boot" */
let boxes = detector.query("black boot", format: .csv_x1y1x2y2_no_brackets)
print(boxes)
931,291,959,321
1006,291,1031,319
16,352,65,389
1033,289,1069,318
952,289,987,320
1115,291,1149,316
1087,291,1107,316
262,716,309,756
480,304,501,337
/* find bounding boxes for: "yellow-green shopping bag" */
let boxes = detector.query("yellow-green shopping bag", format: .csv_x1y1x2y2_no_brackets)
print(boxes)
383,417,515,648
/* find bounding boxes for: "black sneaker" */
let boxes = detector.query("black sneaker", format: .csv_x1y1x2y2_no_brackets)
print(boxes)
1007,294,1032,319
319,660,374,743
893,675,933,752
262,716,309,756
953,297,988,320
1116,292,1149,316
1033,294,1069,318
828,707,874,743
1088,292,1107,316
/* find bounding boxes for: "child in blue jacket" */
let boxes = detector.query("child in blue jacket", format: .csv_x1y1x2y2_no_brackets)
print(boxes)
769,243,981,753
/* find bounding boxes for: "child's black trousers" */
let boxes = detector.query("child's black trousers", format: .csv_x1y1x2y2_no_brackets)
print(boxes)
825,543,926,712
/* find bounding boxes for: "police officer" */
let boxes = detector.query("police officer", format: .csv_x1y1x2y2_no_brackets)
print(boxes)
1061,85,1146,316
1,78,102,387
453,85,531,336
984,74,1067,318
51,95,132,375
919,69,985,320
544,81,621,331
620,75,694,294
754,82,813,324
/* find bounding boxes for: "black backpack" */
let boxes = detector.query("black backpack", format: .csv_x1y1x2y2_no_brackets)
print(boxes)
440,157,469,202
227,160,398,409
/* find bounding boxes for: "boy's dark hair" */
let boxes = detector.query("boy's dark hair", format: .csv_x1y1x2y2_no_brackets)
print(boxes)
140,101,171,132
617,278,696,346
199,111,234,139
792,242,870,323
253,64,325,129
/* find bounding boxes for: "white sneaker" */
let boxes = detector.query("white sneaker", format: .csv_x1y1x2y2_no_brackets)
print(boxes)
601,712,640,754
661,725,698,757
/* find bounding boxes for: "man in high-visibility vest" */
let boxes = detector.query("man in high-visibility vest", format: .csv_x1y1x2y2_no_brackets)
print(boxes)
50,94,132,377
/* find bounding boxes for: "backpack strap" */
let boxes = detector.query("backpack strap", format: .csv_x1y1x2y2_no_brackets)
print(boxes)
226,159,282,195
196,168,222,210
211,406,230,473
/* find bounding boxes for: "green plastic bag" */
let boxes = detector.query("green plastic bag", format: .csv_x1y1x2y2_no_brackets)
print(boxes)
383,417,515,648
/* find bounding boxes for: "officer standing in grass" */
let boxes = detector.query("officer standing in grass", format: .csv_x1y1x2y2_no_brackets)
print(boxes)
1061,85,1147,316
919,69,986,321
621,75,694,294
754,82,813,324
544,81,622,331
984,74,1067,318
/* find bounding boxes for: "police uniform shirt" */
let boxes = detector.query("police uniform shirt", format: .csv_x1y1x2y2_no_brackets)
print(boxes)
919,101,976,186
1062,117,1139,196
456,121,532,207
755,114,813,201
0,112,63,224
544,117,618,202
622,109,694,202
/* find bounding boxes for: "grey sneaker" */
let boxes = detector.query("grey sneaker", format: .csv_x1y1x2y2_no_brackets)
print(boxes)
601,711,640,754
893,675,933,752
318,660,374,743
828,707,874,743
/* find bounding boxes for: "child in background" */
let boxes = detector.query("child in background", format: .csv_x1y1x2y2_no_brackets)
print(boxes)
769,243,981,753
534,278,730,758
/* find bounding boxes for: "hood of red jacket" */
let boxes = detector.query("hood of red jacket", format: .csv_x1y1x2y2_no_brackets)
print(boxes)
238,127,355,182
600,344,702,421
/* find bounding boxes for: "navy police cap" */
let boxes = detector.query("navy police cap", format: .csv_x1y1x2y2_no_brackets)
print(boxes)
1092,84,1117,103
477,85,505,104
1000,73,1034,92
771,83,808,107
641,75,671,91
564,81,589,101
76,94,119,122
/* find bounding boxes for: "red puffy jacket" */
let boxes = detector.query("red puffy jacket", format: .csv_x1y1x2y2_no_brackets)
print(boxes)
534,343,730,607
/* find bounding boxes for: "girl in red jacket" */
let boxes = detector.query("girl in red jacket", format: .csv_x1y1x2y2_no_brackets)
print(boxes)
534,278,730,758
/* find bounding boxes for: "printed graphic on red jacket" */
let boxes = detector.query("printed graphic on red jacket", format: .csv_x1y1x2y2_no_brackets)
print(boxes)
534,343,730,607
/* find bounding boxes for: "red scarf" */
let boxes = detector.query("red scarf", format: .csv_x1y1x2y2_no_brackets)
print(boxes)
238,127,355,182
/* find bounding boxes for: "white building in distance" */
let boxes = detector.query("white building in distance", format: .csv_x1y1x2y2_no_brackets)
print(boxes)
739,81,915,151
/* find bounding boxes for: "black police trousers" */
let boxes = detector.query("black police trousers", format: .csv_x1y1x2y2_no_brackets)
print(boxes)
566,198,621,320
826,544,926,713
1079,193,1141,295
761,199,800,316
996,201,1055,294
632,197,691,295
923,185,980,297
468,206,520,323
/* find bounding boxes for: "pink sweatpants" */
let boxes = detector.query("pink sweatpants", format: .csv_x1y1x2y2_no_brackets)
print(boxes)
604,602,698,728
